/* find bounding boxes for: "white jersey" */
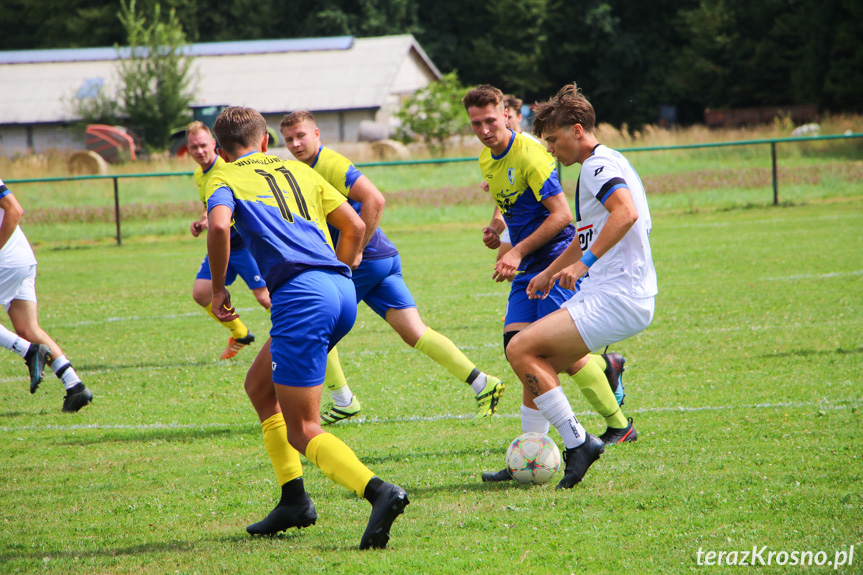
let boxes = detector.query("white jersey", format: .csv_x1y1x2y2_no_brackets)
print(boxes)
575,145,657,298
0,179,37,269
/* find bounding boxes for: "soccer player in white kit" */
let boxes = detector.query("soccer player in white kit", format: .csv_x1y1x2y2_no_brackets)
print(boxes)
0,179,92,412
503,83,657,489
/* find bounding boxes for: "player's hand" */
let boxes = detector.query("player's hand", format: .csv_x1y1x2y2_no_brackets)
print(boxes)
480,181,490,192
551,262,588,292
211,289,238,322
526,270,554,299
350,252,363,270
493,250,522,282
191,219,207,237
482,226,501,249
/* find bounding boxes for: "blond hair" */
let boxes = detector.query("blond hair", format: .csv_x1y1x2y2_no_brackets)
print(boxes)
185,121,212,140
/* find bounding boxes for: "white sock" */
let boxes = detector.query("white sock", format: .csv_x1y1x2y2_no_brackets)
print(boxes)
0,325,28,356
470,373,488,395
533,386,586,450
330,386,353,407
520,405,550,435
51,355,82,390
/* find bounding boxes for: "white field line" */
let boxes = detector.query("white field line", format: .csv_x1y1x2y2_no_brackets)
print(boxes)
1,399,859,433
765,269,863,281
660,213,862,230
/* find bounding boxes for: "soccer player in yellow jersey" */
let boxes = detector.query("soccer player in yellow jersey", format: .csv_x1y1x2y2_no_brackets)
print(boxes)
280,110,504,423
463,85,635,486
206,106,407,548
186,122,270,359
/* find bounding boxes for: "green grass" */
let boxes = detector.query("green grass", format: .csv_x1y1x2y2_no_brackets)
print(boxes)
0,187,861,573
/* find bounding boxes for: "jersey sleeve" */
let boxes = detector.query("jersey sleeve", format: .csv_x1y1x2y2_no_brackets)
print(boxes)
524,148,563,201
311,169,348,215
582,157,628,205
206,185,235,213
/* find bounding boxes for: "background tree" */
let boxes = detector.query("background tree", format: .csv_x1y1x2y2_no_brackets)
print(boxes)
115,0,195,150
7,0,863,128
70,0,194,152
394,72,470,156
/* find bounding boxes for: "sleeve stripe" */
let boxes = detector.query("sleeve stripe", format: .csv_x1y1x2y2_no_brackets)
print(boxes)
0,184,9,198
597,177,627,203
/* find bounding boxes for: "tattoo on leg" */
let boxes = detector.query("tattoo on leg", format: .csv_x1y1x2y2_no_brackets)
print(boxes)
525,373,540,397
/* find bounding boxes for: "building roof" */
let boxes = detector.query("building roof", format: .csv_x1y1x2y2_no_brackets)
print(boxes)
0,35,441,125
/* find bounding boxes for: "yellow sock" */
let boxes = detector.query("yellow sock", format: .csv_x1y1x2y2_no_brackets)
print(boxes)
591,353,606,371
204,302,249,340
261,413,302,485
414,328,475,382
324,347,348,392
305,432,374,497
572,356,628,428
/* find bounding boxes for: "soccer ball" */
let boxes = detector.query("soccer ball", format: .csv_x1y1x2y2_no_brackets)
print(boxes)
505,432,561,485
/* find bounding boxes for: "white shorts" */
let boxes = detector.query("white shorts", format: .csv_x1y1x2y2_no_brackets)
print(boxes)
561,287,654,352
0,265,37,311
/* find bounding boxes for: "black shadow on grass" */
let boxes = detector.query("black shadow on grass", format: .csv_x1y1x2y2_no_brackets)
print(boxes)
759,346,863,359
77,358,215,371
0,531,311,564
405,481,523,496
359,447,503,466
53,426,254,446
0,540,196,563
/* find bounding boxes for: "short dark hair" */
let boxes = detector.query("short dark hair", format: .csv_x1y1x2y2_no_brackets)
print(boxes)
212,106,268,154
280,110,316,130
503,95,523,112
462,84,504,111
532,83,596,137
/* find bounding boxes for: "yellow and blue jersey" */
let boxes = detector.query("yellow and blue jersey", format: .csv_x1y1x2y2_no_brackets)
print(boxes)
479,131,574,273
195,154,248,251
206,152,350,291
195,155,226,205
311,146,398,261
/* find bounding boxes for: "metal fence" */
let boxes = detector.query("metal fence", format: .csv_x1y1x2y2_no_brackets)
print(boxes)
5,132,861,246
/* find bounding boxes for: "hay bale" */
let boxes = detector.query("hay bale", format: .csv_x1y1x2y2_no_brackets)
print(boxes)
370,139,410,161
68,150,109,175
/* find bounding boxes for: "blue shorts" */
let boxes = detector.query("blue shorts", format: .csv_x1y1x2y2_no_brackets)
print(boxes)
196,249,267,290
352,255,416,318
269,270,356,387
505,270,574,325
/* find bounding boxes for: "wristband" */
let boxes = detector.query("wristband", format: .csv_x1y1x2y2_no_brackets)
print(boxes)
580,249,598,268
212,290,226,297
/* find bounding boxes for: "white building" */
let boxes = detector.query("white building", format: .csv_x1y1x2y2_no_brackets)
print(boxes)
0,35,441,157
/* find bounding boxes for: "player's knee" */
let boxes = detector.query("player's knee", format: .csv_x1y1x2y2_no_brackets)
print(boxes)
192,290,210,307
503,330,520,359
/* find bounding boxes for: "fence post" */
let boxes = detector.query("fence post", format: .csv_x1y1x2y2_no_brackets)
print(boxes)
113,177,122,246
771,141,778,206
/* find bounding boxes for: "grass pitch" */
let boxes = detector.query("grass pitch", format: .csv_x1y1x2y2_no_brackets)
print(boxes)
0,180,861,572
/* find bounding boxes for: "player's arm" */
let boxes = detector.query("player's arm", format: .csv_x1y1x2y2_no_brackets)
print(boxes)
206,201,237,321
482,206,506,249
528,188,638,297
0,192,24,251
327,203,365,270
346,174,384,248
494,193,572,282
